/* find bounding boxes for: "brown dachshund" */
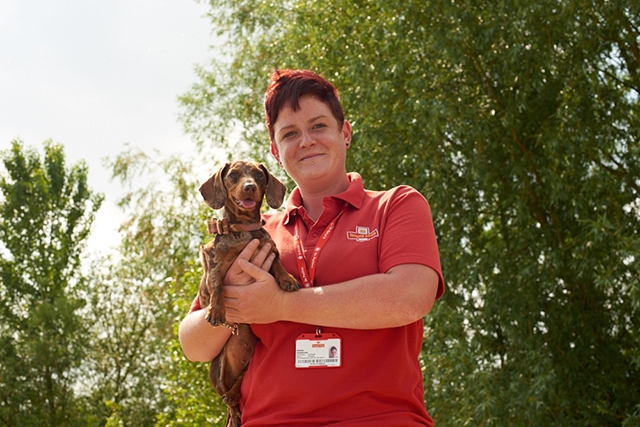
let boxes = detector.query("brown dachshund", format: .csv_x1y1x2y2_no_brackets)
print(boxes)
198,160,299,427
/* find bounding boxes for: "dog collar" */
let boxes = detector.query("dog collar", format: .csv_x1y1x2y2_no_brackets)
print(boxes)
207,217,264,235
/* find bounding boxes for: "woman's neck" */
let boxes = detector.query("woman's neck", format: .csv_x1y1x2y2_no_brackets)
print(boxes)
299,174,350,221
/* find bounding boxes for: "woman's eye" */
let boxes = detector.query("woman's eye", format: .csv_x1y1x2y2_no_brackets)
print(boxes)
312,123,326,129
283,131,296,139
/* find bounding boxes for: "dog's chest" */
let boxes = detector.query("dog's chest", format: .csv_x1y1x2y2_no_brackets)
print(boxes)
213,229,270,259
213,232,253,255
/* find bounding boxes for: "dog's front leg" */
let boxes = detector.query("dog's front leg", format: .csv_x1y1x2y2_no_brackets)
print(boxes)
270,258,300,292
205,267,227,326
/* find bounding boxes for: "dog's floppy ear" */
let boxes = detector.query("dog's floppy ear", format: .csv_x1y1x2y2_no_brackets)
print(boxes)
199,163,230,209
261,164,287,209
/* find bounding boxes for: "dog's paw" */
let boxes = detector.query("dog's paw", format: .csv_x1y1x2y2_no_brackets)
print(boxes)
278,274,300,292
205,307,226,327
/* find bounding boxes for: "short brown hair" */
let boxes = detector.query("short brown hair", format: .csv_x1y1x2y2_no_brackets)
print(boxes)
264,69,344,143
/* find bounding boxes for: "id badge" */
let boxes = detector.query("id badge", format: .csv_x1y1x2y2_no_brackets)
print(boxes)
295,333,342,368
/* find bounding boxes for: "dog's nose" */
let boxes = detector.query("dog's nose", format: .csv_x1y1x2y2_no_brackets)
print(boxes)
243,182,256,193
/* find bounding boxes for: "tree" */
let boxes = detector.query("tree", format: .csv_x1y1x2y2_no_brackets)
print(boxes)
77,253,176,427
179,0,640,425
0,140,102,426
89,147,229,426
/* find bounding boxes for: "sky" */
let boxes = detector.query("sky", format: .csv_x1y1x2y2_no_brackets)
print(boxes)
0,0,213,254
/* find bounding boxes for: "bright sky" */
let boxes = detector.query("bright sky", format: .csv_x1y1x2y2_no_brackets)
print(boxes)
0,0,212,254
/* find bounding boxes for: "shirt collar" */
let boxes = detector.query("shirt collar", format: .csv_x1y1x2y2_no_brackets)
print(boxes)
283,172,365,225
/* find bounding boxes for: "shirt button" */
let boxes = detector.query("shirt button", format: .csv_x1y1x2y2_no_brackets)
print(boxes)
312,233,318,238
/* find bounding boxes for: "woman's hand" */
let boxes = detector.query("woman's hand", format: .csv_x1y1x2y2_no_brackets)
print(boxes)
223,259,287,325
223,239,276,286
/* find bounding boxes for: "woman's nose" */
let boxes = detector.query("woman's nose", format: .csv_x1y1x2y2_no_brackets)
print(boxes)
299,130,316,148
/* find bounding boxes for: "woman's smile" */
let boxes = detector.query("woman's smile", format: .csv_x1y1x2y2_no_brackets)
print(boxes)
272,95,351,193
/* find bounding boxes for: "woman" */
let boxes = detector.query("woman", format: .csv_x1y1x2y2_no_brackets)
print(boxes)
179,69,445,426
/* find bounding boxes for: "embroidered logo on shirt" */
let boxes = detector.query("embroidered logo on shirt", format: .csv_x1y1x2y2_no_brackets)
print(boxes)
346,226,379,242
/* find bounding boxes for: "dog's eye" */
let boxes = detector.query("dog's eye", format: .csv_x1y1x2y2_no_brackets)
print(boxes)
227,172,238,182
256,172,265,181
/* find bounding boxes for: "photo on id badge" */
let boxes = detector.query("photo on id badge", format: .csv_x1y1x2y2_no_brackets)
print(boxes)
295,333,342,368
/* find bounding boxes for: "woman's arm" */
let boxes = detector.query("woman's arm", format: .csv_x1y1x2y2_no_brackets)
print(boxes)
222,260,440,329
178,311,232,362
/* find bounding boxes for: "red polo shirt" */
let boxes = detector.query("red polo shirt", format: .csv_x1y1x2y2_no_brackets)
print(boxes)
233,173,444,426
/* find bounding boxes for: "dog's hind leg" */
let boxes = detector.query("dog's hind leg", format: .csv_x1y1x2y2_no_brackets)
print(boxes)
222,364,248,407
225,408,242,427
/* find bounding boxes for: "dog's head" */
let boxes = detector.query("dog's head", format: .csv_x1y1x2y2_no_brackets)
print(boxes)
199,161,287,215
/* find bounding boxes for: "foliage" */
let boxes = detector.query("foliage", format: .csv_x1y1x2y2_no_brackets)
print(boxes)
156,260,230,427
97,147,229,426
0,140,226,426
77,253,175,427
0,140,102,426
180,0,640,425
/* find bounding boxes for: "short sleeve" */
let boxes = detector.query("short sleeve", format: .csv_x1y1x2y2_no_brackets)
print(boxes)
378,186,445,299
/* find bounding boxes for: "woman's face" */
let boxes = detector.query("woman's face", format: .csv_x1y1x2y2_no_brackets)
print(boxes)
271,95,351,190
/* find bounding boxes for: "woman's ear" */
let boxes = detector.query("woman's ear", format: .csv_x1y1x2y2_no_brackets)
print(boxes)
270,141,282,164
342,120,352,147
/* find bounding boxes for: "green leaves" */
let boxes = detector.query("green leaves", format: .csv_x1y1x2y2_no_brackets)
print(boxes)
0,140,102,427
180,0,640,424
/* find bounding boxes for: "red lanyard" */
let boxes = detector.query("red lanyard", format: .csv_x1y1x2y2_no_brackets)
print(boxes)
294,204,348,288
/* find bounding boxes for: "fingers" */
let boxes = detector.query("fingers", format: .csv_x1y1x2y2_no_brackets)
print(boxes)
236,238,261,262
238,258,270,280
224,261,282,324
225,261,271,299
237,239,275,270
262,252,276,272
250,241,274,270
223,239,275,286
